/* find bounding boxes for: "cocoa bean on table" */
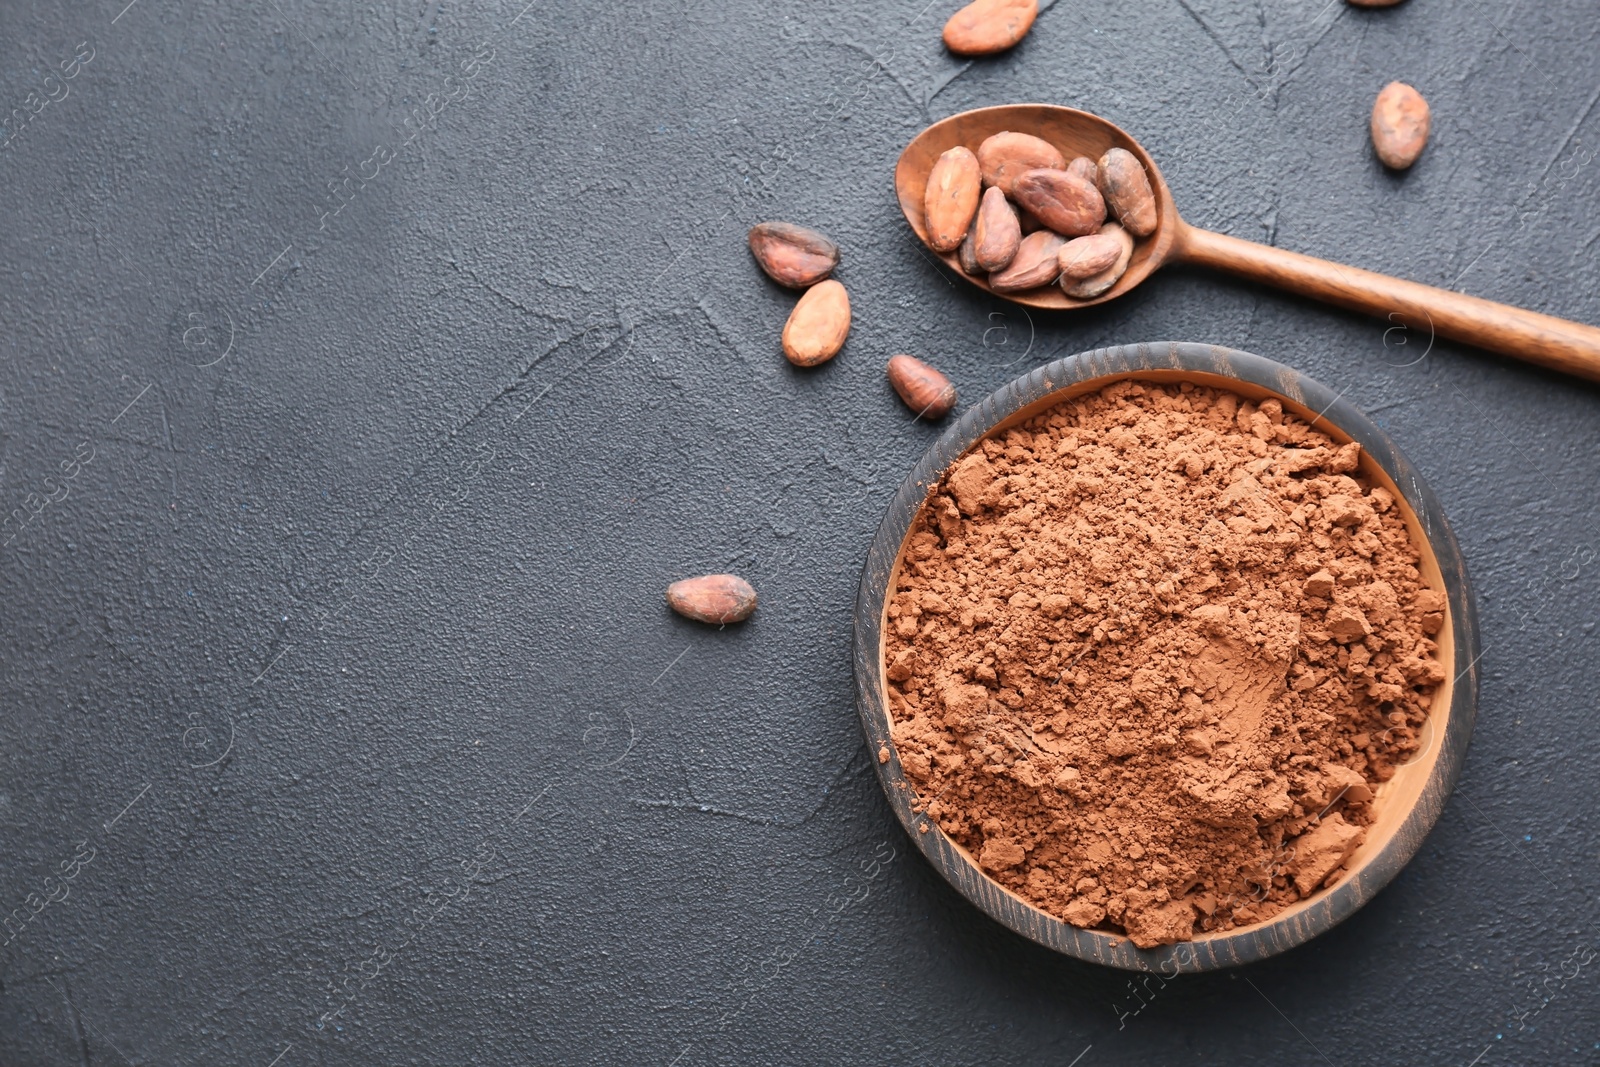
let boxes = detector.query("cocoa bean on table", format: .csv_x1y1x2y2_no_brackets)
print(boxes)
781,279,851,366
667,574,758,624
748,222,839,288
1371,81,1429,169
943,0,1039,56
887,354,958,420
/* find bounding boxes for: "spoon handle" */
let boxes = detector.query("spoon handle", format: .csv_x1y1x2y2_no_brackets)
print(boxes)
1173,222,1600,383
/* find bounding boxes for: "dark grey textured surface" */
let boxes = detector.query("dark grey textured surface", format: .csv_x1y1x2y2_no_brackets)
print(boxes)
1,1,1596,1064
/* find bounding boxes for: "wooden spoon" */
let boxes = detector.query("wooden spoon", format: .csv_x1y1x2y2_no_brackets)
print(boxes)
896,104,1600,382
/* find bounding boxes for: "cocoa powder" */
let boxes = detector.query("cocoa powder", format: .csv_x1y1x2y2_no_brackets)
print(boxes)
884,380,1445,947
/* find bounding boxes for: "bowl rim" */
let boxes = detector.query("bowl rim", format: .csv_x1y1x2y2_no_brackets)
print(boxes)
852,341,1480,973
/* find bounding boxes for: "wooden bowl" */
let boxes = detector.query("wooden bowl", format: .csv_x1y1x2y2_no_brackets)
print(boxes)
852,342,1480,972
894,104,1180,310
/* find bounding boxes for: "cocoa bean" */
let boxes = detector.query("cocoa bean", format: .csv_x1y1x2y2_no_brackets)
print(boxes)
781,279,850,367
988,230,1065,292
666,574,758,624
1061,223,1133,299
976,130,1066,195
958,229,984,275
1097,148,1157,238
748,222,839,288
1015,202,1046,234
1371,81,1429,169
1066,155,1098,185
942,0,1039,56
1057,232,1123,279
973,186,1021,272
887,354,958,420
924,146,982,252
1011,168,1106,237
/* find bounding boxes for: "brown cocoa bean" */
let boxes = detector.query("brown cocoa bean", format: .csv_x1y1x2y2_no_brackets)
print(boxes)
1061,223,1133,299
923,146,982,252
887,354,958,420
958,229,984,275
781,279,850,367
976,130,1066,195
1057,232,1123,279
747,222,840,288
1097,148,1157,238
1066,155,1098,185
666,574,758,624
1011,168,1106,237
942,0,1039,56
1371,81,1429,169
973,186,1021,272
988,230,1066,292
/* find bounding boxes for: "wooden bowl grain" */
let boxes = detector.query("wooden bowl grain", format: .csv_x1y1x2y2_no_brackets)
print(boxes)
853,342,1479,972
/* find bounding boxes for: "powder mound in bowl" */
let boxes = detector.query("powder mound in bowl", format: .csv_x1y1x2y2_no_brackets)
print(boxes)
884,380,1446,947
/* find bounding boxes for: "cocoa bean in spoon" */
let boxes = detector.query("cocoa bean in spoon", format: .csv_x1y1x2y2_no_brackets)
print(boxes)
896,103,1600,381
973,186,1022,272
977,130,1066,195
924,146,983,252
1011,168,1106,237
989,230,1065,292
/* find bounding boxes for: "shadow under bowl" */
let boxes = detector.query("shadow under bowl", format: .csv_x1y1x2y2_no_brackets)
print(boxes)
852,342,1479,972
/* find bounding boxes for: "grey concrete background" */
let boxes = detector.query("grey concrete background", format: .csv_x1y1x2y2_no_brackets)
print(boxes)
1,0,1596,1063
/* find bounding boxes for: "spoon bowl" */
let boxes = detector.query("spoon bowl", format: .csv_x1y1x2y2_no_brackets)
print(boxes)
896,104,1600,381
896,104,1178,310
